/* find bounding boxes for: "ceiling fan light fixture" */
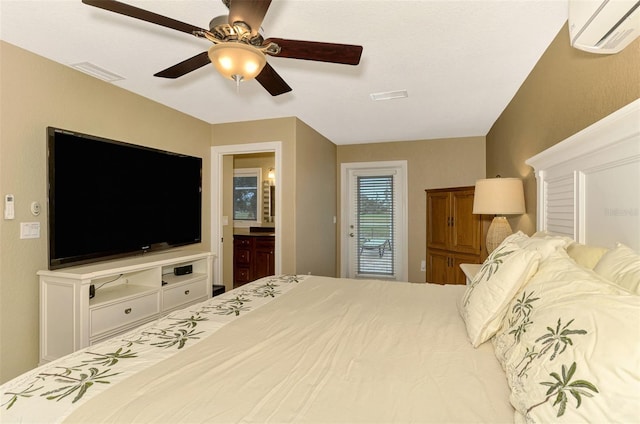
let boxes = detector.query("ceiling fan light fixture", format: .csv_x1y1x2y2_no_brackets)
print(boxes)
208,43,266,82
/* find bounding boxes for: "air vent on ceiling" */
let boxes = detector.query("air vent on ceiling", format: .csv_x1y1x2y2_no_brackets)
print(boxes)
70,62,124,82
370,90,408,101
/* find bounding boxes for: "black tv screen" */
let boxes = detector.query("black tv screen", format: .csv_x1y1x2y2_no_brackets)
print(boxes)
47,127,202,269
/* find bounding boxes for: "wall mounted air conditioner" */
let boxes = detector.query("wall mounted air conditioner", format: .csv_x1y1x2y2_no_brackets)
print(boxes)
569,0,640,54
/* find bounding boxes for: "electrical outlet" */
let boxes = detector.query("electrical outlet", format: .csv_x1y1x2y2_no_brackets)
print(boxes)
420,260,426,272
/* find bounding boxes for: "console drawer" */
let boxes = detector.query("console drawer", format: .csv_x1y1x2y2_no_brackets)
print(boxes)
90,291,160,337
163,278,208,311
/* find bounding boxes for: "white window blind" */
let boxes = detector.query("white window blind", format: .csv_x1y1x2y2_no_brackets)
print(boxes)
354,174,395,277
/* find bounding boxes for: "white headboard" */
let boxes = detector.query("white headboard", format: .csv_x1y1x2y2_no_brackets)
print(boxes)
526,99,640,251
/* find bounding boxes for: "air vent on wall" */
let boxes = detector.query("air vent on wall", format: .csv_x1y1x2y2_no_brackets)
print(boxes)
70,62,124,82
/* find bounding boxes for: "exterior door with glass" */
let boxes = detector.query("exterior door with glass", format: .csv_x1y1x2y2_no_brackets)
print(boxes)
341,161,407,281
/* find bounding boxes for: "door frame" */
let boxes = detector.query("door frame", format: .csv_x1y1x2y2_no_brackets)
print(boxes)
340,160,408,281
211,142,282,287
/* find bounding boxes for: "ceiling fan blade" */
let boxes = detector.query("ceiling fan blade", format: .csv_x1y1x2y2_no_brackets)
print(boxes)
255,63,292,96
82,0,206,35
154,52,211,79
228,0,272,36
264,38,363,65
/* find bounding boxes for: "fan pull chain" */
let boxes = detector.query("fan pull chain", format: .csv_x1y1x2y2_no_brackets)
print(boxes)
232,75,243,94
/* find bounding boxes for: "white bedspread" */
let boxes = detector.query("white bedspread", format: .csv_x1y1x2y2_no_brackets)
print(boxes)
63,276,513,423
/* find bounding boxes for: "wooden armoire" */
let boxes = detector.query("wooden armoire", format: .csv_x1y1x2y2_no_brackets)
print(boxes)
425,186,488,284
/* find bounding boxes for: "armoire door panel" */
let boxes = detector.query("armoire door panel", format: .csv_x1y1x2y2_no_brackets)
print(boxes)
451,190,480,254
426,191,450,250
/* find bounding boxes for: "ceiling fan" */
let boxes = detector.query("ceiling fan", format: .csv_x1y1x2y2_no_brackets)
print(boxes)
81,0,364,96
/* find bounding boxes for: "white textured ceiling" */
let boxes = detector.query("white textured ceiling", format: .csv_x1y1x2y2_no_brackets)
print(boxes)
0,0,568,145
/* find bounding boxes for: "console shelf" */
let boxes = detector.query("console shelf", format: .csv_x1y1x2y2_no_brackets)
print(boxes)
89,284,158,307
38,250,214,364
161,272,208,287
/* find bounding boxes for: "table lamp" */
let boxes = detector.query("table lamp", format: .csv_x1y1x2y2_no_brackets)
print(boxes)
473,177,525,253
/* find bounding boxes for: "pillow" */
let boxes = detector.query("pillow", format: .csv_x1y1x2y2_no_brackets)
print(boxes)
510,292,640,423
566,242,608,269
495,231,570,260
492,250,640,422
518,231,572,259
499,230,529,245
593,243,640,294
531,231,573,244
492,249,626,367
459,242,540,347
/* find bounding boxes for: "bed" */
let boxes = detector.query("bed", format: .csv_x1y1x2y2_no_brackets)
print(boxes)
1,99,639,423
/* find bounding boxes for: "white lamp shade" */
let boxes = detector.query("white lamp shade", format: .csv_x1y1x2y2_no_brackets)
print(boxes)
473,178,525,215
208,43,266,81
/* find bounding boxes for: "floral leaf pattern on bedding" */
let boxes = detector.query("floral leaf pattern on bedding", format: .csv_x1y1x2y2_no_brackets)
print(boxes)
0,275,308,421
282,275,302,283
489,249,640,423
535,319,586,361
460,242,540,348
166,313,208,329
81,348,137,367
148,328,205,349
510,291,539,325
515,317,587,379
493,255,611,423
507,291,539,345
515,322,597,419
40,367,118,403
496,287,596,416
513,346,540,378
463,243,517,307
1,383,42,410
212,298,252,316
528,362,598,417
251,281,281,297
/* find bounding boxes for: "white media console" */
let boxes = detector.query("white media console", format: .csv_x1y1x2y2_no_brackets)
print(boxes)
38,250,214,364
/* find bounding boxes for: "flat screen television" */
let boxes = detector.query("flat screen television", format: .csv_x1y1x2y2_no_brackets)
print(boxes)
47,127,202,269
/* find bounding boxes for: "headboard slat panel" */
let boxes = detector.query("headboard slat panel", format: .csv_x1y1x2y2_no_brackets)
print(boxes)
544,175,576,239
526,99,640,250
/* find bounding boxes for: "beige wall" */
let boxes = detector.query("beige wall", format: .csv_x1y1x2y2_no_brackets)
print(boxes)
0,42,212,383
295,120,337,276
337,137,486,282
487,25,640,235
